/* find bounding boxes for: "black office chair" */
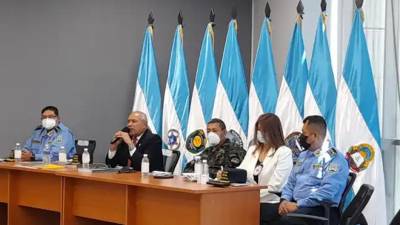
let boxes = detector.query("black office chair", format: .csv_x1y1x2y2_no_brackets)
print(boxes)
287,184,374,225
338,173,357,212
390,209,400,225
163,150,180,173
269,173,356,205
284,172,356,225
74,140,96,164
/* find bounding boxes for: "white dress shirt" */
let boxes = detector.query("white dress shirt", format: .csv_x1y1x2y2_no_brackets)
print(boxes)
238,145,293,203
108,134,142,159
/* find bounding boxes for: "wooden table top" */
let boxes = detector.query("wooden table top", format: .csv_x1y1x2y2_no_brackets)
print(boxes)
0,162,264,194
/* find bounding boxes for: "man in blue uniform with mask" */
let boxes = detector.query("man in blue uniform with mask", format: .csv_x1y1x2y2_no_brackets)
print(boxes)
270,115,349,225
21,106,76,162
183,118,246,178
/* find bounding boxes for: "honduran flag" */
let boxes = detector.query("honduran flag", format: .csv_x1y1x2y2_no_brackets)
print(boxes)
162,18,190,174
248,14,278,144
132,22,162,134
186,20,218,152
212,18,249,147
335,8,386,225
304,13,337,146
275,15,308,137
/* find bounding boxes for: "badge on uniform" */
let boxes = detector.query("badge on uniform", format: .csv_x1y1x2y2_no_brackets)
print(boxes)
55,135,63,144
185,129,206,154
312,163,321,170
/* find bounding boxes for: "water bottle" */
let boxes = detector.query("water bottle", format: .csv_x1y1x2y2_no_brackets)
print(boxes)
43,144,51,164
82,148,90,169
201,159,209,184
58,146,67,163
141,154,150,176
14,143,22,163
194,156,202,183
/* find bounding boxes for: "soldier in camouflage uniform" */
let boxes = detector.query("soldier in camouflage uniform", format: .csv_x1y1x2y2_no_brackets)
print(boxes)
184,118,246,178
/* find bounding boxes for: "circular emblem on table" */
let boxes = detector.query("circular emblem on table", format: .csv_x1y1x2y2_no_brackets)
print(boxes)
167,129,180,150
185,129,206,154
346,143,375,173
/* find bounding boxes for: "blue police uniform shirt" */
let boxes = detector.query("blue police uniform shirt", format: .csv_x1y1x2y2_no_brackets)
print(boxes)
24,123,76,161
281,147,349,208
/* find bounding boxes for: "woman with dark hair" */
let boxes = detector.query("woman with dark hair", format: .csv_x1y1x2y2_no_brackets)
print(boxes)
239,113,293,225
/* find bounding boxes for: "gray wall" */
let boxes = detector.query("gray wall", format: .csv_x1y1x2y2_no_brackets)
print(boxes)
0,0,252,162
252,0,353,84
252,0,322,83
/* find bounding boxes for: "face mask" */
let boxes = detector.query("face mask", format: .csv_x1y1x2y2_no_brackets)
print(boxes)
42,118,57,130
207,132,221,147
257,131,267,144
299,133,311,150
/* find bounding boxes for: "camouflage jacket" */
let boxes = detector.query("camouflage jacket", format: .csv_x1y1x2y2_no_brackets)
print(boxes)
184,139,246,178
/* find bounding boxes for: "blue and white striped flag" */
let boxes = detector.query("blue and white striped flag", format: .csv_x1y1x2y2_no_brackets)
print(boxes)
304,14,337,146
275,16,308,137
336,9,386,225
248,18,278,144
162,24,190,174
213,19,249,147
133,25,162,134
186,22,218,144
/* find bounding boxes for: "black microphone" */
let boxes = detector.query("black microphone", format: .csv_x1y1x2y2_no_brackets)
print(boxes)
110,127,130,144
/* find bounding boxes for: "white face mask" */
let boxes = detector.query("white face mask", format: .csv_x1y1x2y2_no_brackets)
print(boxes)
42,118,57,130
207,132,221,147
257,131,267,144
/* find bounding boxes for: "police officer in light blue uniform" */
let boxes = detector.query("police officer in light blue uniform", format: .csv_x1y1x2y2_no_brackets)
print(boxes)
270,115,349,225
22,106,76,162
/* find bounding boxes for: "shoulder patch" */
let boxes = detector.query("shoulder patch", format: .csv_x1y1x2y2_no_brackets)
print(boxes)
34,125,42,131
327,163,339,173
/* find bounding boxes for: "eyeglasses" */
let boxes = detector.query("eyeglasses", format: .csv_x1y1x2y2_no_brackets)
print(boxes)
41,115,57,119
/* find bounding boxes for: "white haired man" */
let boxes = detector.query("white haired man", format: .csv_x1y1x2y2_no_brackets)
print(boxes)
105,111,163,171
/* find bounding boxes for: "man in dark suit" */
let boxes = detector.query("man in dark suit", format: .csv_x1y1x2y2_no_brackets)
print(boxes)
105,111,163,171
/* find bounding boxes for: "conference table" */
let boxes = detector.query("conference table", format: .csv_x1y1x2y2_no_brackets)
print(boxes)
0,162,262,225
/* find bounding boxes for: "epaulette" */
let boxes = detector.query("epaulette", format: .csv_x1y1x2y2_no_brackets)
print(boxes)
34,125,43,131
327,147,338,158
54,125,61,133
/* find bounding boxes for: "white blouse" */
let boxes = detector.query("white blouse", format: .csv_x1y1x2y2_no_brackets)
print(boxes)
238,145,293,203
